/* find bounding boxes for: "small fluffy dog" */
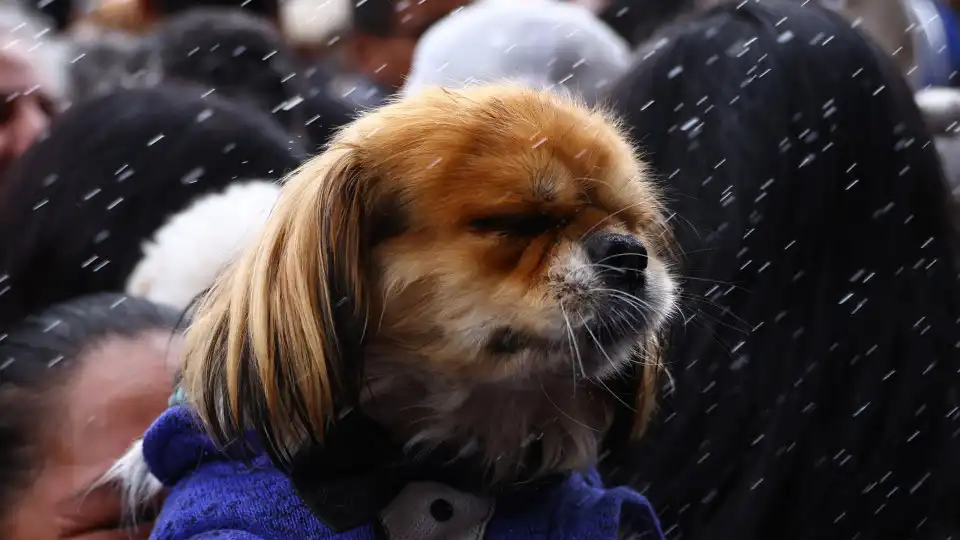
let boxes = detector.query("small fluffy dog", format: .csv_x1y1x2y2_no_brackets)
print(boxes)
111,84,677,523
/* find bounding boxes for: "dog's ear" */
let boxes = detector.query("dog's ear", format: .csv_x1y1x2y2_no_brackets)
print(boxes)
631,334,665,438
181,143,385,470
604,333,666,455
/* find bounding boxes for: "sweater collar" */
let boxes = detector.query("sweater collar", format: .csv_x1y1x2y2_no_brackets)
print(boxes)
287,409,563,533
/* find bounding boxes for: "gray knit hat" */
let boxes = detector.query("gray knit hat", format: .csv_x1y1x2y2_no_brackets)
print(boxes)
402,0,631,105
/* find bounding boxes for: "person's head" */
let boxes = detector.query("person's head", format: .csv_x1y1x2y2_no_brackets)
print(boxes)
607,1,960,538
575,0,697,46
0,4,69,173
402,0,631,105
299,75,357,151
68,31,160,103
0,293,182,539
146,8,306,137
347,0,471,90
138,0,280,26
0,86,304,329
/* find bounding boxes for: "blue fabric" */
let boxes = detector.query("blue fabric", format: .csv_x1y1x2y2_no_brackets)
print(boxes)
936,0,960,83
144,407,664,540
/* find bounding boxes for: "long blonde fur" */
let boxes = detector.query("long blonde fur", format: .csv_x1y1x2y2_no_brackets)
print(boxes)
182,146,373,462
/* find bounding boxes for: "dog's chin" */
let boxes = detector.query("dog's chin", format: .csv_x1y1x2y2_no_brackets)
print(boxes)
500,319,647,382
496,294,674,383
573,304,663,378
360,307,664,485
362,265,675,484
571,326,644,381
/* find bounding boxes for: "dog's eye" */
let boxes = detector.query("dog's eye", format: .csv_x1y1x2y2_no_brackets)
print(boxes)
469,213,562,237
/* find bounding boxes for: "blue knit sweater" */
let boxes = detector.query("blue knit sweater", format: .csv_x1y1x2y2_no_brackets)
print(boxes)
144,406,664,540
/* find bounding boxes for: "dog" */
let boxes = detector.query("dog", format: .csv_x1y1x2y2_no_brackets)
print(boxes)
108,83,678,535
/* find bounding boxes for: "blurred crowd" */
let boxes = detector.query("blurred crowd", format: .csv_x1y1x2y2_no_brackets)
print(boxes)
0,0,957,539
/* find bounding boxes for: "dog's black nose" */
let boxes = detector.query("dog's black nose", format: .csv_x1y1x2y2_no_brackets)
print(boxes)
585,232,648,288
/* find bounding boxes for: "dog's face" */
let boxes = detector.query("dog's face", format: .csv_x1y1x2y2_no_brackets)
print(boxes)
363,87,675,385
183,84,676,477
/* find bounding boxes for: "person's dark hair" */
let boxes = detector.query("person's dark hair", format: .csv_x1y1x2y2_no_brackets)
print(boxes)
597,0,695,46
0,293,181,517
0,85,305,331
144,0,280,22
68,32,161,103
146,8,306,136
299,64,357,150
351,0,395,37
605,2,960,539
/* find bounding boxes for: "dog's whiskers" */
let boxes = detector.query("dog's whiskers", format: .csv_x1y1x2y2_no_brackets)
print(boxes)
680,275,749,290
578,313,635,410
375,287,391,335
575,175,617,191
674,290,751,330
589,262,630,274
609,301,644,330
560,303,587,383
592,252,648,267
535,373,602,433
591,287,654,327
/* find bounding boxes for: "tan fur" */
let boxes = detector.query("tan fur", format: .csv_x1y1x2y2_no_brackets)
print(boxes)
182,84,677,483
